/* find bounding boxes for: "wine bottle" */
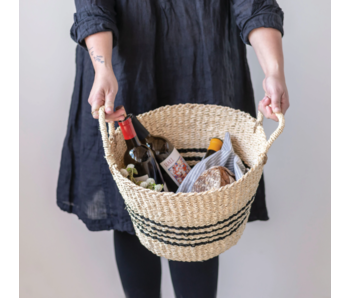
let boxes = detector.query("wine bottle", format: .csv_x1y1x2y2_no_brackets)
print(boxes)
131,115,191,192
203,138,223,159
118,115,166,190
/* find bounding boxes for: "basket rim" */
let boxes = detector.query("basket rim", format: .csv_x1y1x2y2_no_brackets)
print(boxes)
136,103,260,124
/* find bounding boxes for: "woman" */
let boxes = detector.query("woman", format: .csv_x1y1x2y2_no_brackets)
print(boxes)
57,0,289,297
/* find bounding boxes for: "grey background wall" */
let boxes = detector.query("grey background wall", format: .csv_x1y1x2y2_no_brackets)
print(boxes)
20,0,330,297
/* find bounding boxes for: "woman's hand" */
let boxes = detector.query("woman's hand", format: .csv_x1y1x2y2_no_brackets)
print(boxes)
85,31,126,122
88,69,125,122
258,74,290,122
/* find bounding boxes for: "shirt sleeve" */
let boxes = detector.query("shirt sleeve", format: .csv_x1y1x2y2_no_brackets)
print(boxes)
70,0,118,49
232,0,284,45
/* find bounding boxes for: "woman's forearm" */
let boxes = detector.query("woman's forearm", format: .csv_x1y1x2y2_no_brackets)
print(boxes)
248,28,289,120
85,31,113,73
84,31,122,119
249,28,284,78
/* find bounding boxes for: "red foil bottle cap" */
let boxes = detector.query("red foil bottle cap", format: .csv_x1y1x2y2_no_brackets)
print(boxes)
119,117,137,140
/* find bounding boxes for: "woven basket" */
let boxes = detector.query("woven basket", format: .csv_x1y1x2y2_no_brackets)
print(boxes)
98,104,284,262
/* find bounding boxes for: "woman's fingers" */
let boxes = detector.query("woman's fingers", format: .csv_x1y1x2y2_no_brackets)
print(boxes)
90,93,126,123
258,96,279,122
89,89,119,120
270,92,282,114
105,106,127,122
105,89,118,114
105,112,126,122
90,95,105,119
114,105,126,119
262,74,289,120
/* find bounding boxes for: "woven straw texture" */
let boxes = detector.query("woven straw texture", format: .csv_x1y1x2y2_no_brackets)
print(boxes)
98,104,284,262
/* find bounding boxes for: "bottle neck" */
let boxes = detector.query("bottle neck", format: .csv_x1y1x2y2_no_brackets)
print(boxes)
204,138,223,159
131,114,151,142
125,138,141,150
207,138,223,152
119,116,142,150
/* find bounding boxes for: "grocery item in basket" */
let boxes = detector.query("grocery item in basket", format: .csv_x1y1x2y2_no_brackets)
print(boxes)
118,115,167,191
176,132,247,193
120,165,164,192
192,166,235,192
203,137,223,160
132,114,191,192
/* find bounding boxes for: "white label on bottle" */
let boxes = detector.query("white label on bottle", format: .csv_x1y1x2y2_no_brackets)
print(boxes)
134,174,149,182
160,148,191,186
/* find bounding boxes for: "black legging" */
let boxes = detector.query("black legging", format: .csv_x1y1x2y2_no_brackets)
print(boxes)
114,230,219,298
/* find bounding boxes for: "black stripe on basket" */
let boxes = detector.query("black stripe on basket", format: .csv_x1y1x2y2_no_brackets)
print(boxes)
135,214,248,247
183,156,203,161
178,148,207,153
133,211,247,242
128,203,250,237
127,195,255,231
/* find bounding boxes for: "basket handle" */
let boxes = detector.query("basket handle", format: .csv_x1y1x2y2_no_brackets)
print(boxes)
98,106,117,167
256,111,285,152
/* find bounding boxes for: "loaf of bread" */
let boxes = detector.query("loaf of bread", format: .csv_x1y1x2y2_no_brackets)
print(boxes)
192,166,235,192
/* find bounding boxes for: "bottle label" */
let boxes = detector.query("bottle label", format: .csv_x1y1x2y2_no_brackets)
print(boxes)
160,148,191,186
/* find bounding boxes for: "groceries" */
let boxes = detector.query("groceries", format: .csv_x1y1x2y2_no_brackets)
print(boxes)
117,109,247,193
120,164,164,191
192,166,235,192
131,114,191,192
118,115,166,191
176,132,248,193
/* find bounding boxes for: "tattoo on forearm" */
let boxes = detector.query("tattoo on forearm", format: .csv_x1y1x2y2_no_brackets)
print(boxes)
88,47,105,64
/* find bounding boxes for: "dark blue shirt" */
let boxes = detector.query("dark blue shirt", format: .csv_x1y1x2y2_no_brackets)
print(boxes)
57,0,284,232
